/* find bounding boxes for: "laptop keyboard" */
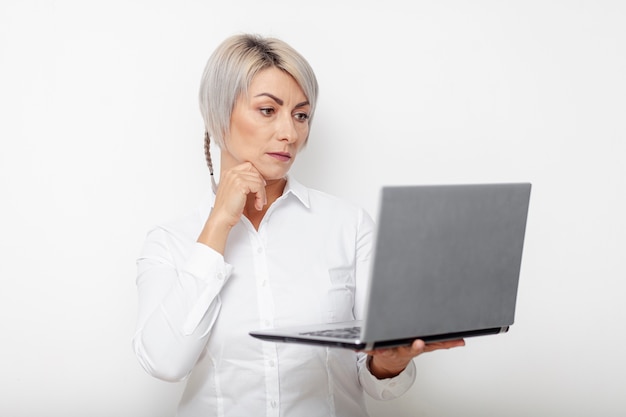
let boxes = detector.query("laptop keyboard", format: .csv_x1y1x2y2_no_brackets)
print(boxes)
300,326,362,339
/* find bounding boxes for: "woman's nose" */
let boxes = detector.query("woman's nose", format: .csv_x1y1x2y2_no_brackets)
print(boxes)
277,114,298,142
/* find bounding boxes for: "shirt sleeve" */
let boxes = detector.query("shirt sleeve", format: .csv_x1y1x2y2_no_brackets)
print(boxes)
353,208,374,321
358,353,417,400
352,208,418,399
132,226,233,382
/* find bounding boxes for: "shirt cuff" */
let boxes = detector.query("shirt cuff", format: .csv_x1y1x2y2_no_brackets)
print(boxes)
182,243,233,335
360,356,417,400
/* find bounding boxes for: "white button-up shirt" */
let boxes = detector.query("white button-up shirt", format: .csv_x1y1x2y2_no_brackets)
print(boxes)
133,177,416,417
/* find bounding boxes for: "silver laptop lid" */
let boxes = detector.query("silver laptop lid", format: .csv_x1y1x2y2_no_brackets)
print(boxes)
361,183,531,342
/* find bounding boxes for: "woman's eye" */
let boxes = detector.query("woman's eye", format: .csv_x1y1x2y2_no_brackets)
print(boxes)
260,107,275,116
294,112,310,122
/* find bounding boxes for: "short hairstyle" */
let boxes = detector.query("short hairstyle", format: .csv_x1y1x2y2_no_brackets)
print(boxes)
199,33,319,149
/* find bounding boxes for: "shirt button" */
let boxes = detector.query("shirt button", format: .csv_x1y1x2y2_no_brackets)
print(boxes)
270,400,277,408
216,272,224,280
257,247,263,254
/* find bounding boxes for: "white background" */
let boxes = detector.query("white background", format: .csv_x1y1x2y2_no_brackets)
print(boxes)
1,1,625,416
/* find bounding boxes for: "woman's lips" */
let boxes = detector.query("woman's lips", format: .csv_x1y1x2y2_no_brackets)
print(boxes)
267,152,291,162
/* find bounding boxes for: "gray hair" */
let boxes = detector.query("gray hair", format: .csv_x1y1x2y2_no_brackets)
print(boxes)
199,33,319,149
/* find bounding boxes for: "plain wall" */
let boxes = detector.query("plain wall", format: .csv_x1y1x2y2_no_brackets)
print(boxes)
1,1,624,416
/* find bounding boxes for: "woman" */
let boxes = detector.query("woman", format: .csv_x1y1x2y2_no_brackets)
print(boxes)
133,33,464,416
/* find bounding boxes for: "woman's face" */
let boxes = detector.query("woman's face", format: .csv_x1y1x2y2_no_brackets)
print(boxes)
221,67,311,181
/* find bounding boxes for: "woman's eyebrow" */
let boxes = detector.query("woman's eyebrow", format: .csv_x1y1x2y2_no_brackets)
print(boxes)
254,93,283,105
294,100,310,109
254,93,310,109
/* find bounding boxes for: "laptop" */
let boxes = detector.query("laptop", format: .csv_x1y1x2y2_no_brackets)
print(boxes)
250,183,531,350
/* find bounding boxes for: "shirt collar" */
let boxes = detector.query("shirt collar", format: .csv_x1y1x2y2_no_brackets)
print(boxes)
282,175,311,209
202,175,311,214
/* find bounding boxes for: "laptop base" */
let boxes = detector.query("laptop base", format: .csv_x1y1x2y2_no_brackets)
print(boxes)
250,326,509,351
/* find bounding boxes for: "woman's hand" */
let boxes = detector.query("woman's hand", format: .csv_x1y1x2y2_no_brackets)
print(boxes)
212,162,267,224
197,162,267,253
367,339,466,379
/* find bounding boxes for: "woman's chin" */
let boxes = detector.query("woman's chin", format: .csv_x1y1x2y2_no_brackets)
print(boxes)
259,166,292,182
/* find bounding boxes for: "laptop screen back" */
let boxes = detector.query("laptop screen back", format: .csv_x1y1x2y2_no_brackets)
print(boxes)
361,183,531,342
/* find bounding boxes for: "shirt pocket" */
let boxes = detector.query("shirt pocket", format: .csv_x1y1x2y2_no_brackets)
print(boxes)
325,266,356,323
